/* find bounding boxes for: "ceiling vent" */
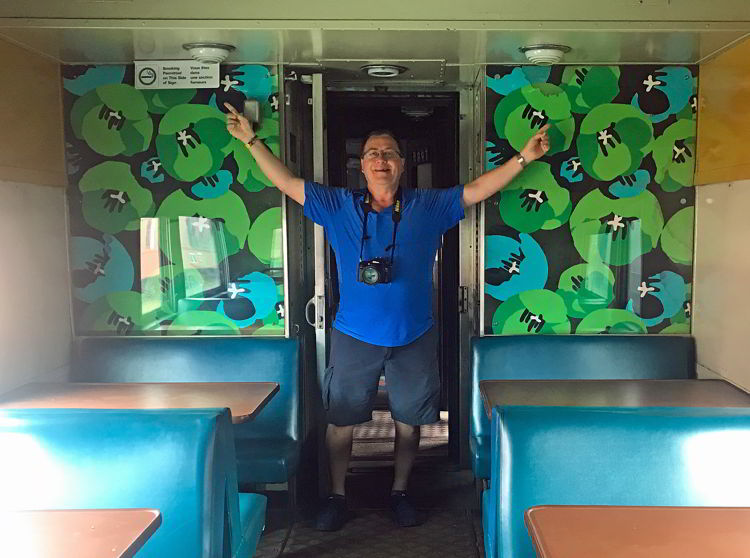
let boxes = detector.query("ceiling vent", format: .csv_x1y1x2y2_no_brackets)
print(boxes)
182,42,235,64
360,64,408,78
519,44,572,65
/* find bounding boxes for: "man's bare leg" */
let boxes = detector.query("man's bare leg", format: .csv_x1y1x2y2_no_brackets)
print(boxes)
316,424,355,531
392,421,420,491
326,423,355,495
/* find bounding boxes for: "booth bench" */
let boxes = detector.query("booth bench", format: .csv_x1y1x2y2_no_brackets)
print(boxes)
72,336,301,490
483,405,750,558
0,408,266,558
470,335,696,481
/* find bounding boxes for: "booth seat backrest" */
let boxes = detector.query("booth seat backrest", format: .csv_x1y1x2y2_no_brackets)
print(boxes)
0,408,240,558
471,335,696,446
490,405,750,558
73,337,300,443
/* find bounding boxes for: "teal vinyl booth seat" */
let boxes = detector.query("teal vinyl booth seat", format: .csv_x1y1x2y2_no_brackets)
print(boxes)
483,405,750,558
470,335,696,480
72,337,301,487
0,408,266,558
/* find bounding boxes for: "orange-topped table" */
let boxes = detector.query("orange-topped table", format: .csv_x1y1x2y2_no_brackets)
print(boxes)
525,505,750,558
0,382,279,424
0,509,161,558
480,379,750,418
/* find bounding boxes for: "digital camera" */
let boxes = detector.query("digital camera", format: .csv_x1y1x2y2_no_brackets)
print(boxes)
357,259,392,285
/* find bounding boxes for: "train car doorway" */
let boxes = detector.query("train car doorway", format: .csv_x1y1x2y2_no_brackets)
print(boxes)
324,91,461,467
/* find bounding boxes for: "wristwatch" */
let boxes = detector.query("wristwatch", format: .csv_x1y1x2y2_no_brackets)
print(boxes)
515,153,528,168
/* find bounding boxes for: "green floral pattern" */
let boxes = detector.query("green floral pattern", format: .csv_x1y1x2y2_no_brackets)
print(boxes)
497,161,572,233
486,65,697,334
652,119,696,192
561,66,621,114
71,84,153,157
78,161,155,233
155,104,234,182
491,290,571,334
569,189,664,266
556,263,615,319
577,104,654,181
63,64,284,336
494,83,575,156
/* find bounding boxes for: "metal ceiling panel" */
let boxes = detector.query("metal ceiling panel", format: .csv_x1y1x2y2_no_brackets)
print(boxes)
3,0,750,23
0,20,748,79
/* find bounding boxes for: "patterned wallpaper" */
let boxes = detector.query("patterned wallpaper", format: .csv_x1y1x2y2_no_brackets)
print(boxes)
63,64,284,336
484,65,697,335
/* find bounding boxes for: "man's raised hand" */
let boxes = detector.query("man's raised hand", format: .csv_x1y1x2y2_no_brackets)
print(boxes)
224,102,254,144
521,124,551,162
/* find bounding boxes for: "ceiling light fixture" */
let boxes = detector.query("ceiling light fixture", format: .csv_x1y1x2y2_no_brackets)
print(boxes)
360,64,408,78
519,44,572,65
401,106,434,119
182,42,236,64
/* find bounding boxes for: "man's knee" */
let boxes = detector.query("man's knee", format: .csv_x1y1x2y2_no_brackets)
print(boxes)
326,390,375,426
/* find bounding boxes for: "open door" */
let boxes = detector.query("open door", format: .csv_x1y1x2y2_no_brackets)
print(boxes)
309,73,335,498
283,70,332,502
310,73,330,391
281,69,331,508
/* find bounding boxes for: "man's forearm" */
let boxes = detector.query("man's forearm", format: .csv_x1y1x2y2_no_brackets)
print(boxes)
245,140,305,204
246,140,297,189
462,155,525,207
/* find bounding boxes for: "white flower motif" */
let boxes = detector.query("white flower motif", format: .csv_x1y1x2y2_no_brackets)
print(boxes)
528,190,545,204
606,214,625,231
637,281,656,298
220,75,240,92
109,191,127,205
598,129,614,146
643,74,663,93
227,282,246,300
177,130,191,147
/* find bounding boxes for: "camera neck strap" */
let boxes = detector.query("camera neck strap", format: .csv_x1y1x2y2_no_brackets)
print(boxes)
359,188,402,264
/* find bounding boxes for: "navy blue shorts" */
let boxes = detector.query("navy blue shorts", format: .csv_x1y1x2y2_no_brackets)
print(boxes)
322,327,440,426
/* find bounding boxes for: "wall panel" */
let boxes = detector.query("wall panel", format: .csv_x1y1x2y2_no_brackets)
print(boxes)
696,37,750,185
483,64,697,335
62,65,285,336
0,180,71,392
0,37,66,187
693,180,750,391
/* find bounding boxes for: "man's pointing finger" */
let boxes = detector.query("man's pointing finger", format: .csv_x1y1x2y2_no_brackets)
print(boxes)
223,102,241,116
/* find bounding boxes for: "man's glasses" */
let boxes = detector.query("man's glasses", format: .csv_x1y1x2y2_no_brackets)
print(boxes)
362,149,403,161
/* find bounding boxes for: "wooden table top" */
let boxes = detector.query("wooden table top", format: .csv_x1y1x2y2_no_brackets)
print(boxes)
480,379,750,418
525,505,750,558
0,509,161,558
0,382,279,424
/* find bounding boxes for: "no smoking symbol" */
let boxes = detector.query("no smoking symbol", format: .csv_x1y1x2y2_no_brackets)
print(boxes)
138,67,157,86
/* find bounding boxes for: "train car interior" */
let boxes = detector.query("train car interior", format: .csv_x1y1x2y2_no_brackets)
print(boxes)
1,1,750,557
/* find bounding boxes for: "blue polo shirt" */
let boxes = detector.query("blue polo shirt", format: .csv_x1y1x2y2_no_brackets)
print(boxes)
304,181,464,347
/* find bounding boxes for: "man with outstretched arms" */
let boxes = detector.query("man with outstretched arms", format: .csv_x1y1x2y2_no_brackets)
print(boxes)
225,102,548,530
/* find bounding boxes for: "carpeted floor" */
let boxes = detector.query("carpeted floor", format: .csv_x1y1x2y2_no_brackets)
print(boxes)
255,463,484,557
256,507,480,558
254,409,483,557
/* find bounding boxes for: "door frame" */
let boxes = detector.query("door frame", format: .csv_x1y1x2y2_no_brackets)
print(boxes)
283,68,485,475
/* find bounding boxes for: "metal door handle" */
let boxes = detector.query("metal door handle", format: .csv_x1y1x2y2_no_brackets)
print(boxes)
305,297,316,327
305,295,325,329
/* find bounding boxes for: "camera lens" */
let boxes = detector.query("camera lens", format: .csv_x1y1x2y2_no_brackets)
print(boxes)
362,266,380,285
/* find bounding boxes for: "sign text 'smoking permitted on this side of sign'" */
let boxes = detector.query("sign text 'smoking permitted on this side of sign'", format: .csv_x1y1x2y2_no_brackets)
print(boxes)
134,60,220,89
